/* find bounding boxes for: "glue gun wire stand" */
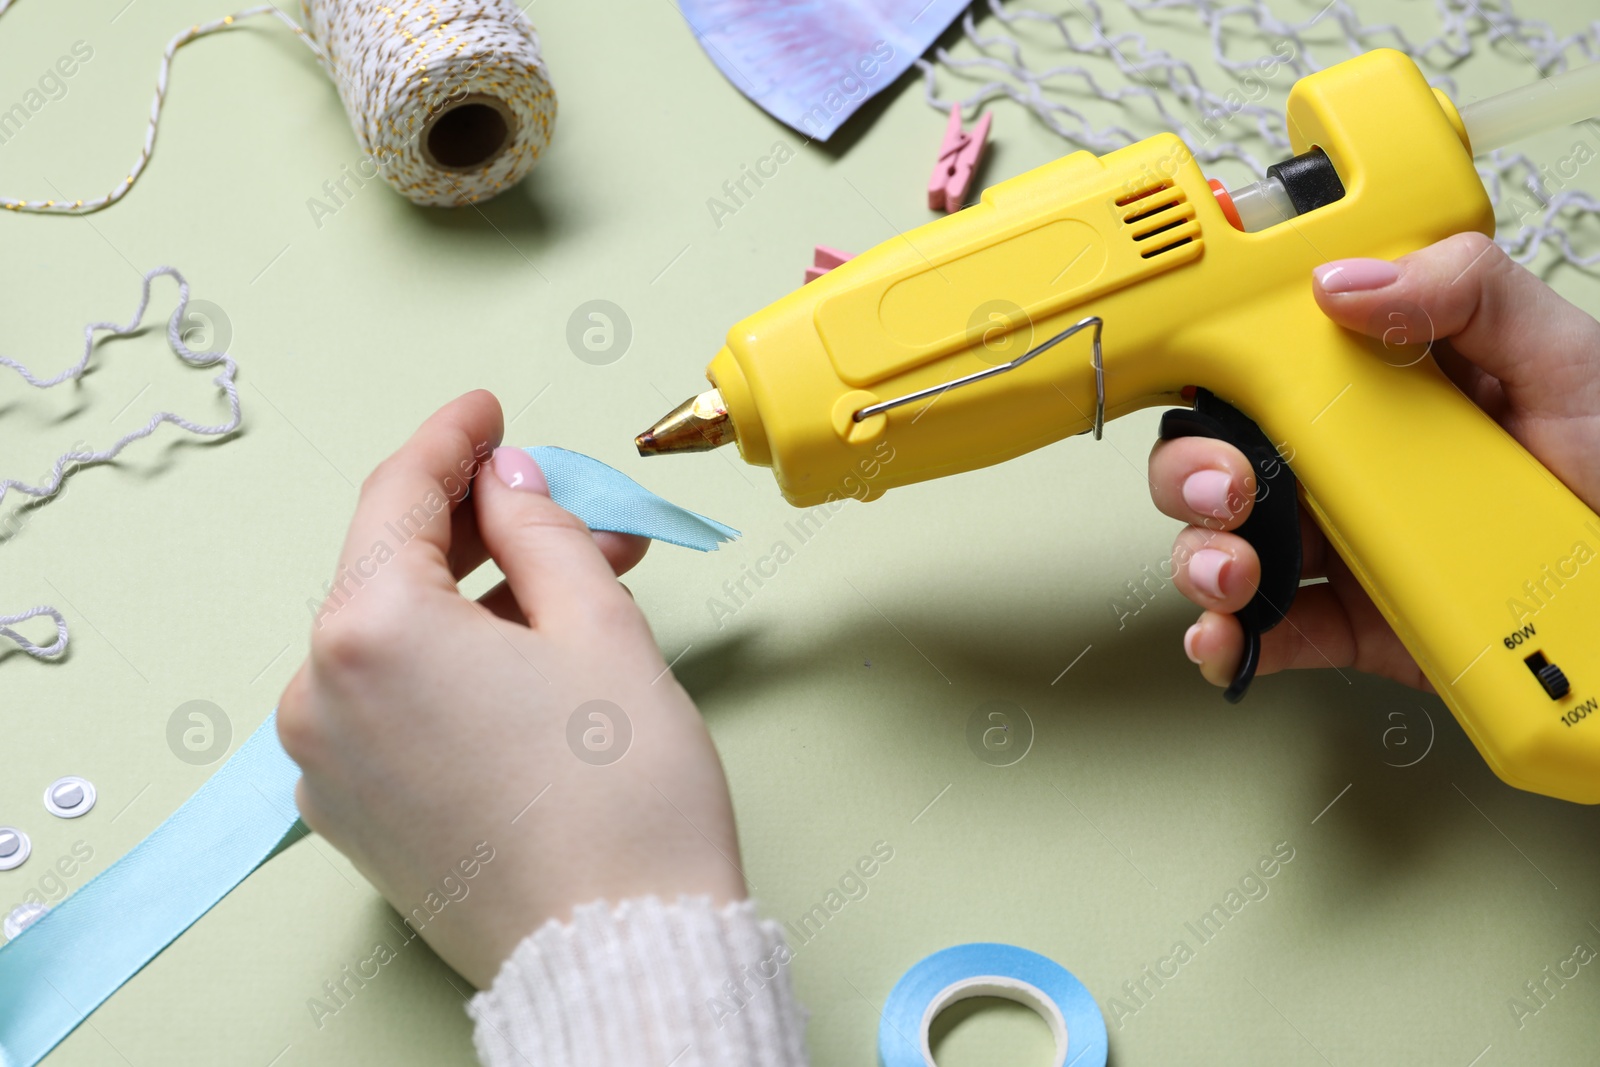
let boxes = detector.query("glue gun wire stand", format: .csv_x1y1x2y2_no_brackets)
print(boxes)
636,51,1600,805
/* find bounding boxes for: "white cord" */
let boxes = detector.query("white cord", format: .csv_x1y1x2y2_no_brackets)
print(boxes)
0,606,67,660
0,266,242,662
917,0,1600,268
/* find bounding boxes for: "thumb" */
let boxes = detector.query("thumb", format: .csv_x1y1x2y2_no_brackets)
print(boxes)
1312,231,1600,420
1312,232,1600,506
473,447,643,630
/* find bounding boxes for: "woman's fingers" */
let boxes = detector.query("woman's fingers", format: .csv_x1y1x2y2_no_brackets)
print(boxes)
1312,233,1600,413
1171,528,1259,614
1313,233,1600,505
1182,610,1244,688
1164,233,1600,694
593,530,651,578
472,447,647,632
447,483,650,587
446,501,491,581
335,390,503,596
1148,436,1257,530
1157,431,1334,613
1183,578,1431,693
474,533,650,625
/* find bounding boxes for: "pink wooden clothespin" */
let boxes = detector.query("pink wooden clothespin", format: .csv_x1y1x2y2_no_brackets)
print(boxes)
803,244,855,284
928,107,991,213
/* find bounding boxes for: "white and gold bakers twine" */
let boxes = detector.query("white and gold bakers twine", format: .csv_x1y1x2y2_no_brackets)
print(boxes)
0,0,558,213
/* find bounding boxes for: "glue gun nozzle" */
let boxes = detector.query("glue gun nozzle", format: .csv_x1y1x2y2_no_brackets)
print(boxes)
635,388,738,456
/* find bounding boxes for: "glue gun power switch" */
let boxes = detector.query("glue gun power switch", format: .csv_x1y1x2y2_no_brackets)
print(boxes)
637,50,1600,804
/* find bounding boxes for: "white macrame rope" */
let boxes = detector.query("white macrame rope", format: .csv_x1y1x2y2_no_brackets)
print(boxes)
0,266,242,662
0,0,556,214
0,606,68,660
918,0,1600,269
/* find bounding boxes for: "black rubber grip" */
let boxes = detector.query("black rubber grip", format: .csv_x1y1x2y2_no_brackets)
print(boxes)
1159,389,1303,702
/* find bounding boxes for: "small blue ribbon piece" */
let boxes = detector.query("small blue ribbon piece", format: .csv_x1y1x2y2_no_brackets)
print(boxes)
0,448,737,1066
526,447,737,551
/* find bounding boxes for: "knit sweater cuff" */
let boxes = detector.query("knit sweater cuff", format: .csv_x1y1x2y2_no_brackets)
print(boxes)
469,896,809,1067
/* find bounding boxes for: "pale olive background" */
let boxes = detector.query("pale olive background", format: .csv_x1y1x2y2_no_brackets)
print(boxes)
2,0,1599,1064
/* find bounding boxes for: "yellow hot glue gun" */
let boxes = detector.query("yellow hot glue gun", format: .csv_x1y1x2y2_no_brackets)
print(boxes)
637,50,1600,804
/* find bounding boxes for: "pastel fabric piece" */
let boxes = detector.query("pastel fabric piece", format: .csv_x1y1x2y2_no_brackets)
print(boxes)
676,0,972,141
525,446,739,551
0,452,737,1067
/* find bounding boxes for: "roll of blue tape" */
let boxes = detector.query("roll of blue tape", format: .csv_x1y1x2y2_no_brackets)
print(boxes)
879,943,1107,1067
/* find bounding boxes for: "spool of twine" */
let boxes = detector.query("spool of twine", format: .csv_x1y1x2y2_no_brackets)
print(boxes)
0,0,558,213
303,0,557,206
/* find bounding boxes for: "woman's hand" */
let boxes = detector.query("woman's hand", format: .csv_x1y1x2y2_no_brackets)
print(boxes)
1149,232,1600,690
276,390,745,987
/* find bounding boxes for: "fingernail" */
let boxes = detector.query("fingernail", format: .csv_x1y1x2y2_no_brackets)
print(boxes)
492,446,548,494
1181,469,1233,517
1314,258,1400,294
1188,548,1230,598
1183,623,1203,664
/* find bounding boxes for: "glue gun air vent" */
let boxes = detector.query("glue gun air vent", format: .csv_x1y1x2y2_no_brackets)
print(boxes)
1114,180,1201,260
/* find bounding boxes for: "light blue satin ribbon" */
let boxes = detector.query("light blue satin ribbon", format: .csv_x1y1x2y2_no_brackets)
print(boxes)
0,447,737,1067
527,447,737,550
0,715,301,1066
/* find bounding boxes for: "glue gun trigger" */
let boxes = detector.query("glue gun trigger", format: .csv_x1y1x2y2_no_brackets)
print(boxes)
1158,389,1303,703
